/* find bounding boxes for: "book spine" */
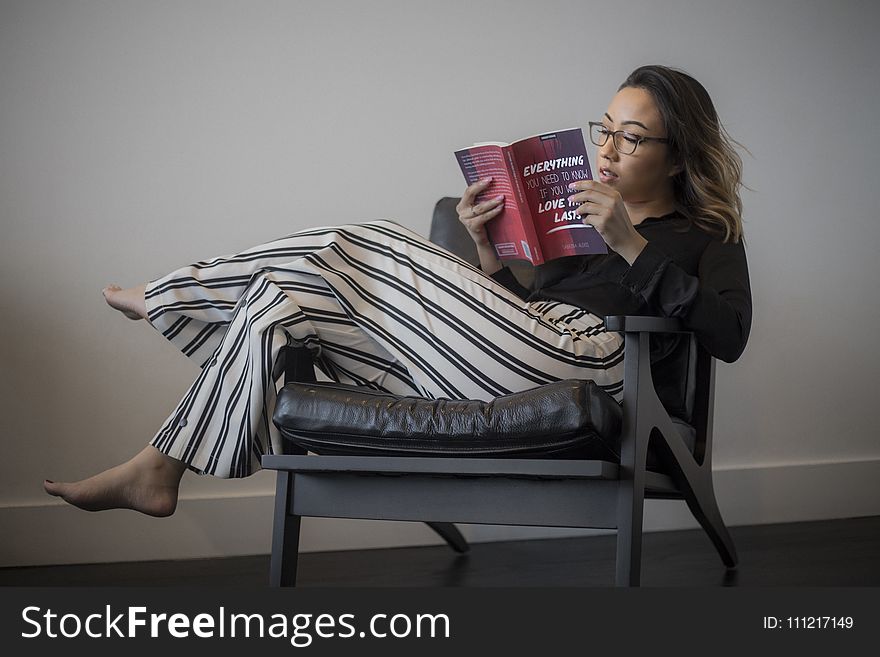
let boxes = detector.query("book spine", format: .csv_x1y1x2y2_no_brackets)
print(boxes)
504,147,543,265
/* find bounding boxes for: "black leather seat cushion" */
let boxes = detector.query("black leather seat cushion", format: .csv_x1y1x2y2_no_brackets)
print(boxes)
272,380,695,469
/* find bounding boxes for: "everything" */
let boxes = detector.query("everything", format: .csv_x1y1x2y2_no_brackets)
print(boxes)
522,155,584,177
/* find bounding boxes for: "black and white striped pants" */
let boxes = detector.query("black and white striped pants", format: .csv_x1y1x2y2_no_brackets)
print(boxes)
144,220,625,478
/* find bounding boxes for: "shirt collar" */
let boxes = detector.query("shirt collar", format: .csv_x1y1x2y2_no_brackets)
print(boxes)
637,210,680,224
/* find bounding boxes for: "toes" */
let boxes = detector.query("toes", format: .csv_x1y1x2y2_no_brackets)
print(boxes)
101,286,143,320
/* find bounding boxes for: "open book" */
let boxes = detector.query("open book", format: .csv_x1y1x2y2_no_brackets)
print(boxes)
454,127,607,265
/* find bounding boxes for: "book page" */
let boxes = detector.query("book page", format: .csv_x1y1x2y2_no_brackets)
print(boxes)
454,146,516,204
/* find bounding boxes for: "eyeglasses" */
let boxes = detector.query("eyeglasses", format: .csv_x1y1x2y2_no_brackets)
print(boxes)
588,121,669,156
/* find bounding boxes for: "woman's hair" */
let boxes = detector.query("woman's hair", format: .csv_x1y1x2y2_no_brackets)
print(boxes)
619,65,746,244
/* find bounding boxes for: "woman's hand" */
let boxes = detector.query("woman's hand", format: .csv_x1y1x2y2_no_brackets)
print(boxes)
567,181,648,265
457,177,506,274
457,177,505,249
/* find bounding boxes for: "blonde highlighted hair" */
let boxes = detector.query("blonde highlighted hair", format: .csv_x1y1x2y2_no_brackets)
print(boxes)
620,65,747,244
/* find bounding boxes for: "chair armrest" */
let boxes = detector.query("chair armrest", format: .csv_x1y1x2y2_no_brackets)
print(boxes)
604,315,691,408
603,315,688,334
283,342,317,384
603,314,706,479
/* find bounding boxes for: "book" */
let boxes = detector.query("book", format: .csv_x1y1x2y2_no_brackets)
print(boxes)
454,127,607,265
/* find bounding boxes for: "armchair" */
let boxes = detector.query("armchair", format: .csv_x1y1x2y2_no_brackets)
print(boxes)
261,198,737,587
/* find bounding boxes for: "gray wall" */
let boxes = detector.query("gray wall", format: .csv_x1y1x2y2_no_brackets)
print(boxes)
2,0,878,566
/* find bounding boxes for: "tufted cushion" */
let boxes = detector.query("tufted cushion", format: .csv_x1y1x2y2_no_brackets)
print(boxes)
272,380,695,468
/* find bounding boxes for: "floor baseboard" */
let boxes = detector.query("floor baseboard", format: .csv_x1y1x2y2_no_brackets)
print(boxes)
2,458,878,567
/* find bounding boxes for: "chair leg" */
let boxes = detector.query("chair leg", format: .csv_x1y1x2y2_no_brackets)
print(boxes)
652,435,738,569
615,475,646,587
425,522,469,553
269,470,302,587
681,472,738,568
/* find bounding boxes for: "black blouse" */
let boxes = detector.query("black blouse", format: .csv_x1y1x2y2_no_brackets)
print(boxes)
488,211,753,365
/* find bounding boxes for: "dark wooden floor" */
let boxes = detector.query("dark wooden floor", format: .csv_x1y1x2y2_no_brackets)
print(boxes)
2,515,879,587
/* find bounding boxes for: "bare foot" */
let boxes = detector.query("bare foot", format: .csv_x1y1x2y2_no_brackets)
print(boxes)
44,446,187,517
103,283,148,321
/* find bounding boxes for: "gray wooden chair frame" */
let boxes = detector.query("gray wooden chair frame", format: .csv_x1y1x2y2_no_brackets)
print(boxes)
262,314,737,586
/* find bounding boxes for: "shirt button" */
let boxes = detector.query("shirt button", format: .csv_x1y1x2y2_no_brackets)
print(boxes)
178,418,188,427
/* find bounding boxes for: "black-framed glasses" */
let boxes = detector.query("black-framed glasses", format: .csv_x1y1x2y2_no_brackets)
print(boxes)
588,121,669,155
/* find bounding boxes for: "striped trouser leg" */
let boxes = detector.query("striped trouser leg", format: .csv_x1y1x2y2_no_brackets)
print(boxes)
144,220,625,478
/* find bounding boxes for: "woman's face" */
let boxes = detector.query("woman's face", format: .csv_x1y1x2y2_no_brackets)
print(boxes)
596,86,679,204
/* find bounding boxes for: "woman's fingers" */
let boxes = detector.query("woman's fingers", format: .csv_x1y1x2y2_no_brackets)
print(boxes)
471,194,505,217
567,181,617,210
457,179,505,250
458,192,504,249
567,180,613,196
459,192,504,221
573,199,606,220
457,176,495,213
472,199,504,224
568,190,613,208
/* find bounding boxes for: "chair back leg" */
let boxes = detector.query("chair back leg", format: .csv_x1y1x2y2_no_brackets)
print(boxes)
426,522,470,553
679,472,738,568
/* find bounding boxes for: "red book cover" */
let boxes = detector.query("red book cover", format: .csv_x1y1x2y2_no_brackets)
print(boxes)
454,128,607,265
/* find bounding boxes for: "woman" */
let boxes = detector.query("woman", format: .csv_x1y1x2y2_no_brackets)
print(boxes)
44,65,752,517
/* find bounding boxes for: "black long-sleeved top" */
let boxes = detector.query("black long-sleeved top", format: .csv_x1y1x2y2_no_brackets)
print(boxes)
488,211,752,366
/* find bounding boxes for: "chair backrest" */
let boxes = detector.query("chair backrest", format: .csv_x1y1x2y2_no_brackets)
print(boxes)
428,196,704,431
690,342,716,467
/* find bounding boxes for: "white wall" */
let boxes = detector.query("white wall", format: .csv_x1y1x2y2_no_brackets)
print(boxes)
2,0,878,567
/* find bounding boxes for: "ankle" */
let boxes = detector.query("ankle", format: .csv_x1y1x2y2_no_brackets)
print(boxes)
136,446,187,479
